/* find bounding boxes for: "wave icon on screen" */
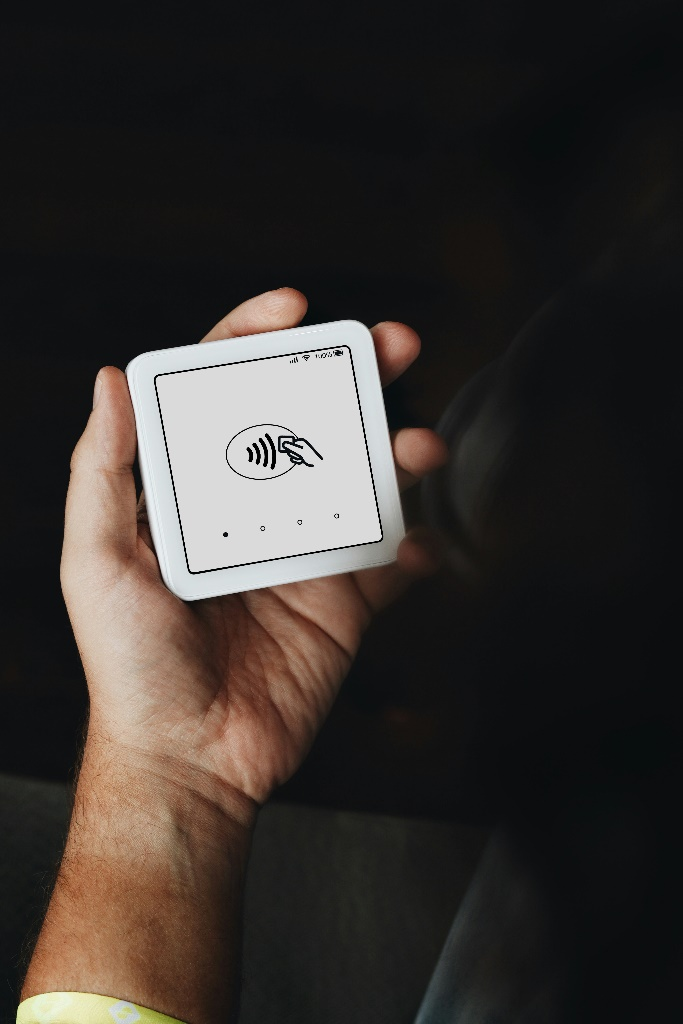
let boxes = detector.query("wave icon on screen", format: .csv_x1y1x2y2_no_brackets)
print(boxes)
246,433,277,468
226,423,297,480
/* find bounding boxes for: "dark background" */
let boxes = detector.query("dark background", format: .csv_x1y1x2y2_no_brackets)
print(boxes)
1,0,682,820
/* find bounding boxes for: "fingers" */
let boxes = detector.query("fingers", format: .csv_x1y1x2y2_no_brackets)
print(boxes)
370,321,421,387
202,303,422,385
200,287,309,342
392,427,449,492
396,526,445,576
352,526,445,613
350,428,449,612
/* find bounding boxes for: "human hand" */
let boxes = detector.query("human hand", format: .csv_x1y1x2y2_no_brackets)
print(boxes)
280,436,323,466
61,288,449,824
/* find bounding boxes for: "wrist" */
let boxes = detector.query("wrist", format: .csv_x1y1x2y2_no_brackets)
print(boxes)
67,736,257,875
79,721,260,836
22,732,257,1023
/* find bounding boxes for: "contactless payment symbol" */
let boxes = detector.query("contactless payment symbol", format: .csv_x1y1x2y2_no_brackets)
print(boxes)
226,423,323,480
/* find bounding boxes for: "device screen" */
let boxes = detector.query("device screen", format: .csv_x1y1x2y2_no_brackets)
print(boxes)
155,345,383,574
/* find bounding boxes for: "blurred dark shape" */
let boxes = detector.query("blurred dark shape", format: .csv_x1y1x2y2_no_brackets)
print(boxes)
422,230,683,1020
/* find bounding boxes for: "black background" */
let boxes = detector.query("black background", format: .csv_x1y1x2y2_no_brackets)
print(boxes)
1,0,682,820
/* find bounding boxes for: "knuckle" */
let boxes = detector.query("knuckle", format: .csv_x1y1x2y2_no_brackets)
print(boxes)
69,438,87,474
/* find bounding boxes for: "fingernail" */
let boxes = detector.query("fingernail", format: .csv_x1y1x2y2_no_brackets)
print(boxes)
93,372,102,409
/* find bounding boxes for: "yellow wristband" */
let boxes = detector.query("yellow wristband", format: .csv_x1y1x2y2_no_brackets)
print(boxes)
17,992,187,1024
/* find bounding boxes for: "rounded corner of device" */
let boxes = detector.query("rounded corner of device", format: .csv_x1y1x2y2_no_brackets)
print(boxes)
162,567,194,602
128,347,165,384
339,319,372,341
125,351,149,385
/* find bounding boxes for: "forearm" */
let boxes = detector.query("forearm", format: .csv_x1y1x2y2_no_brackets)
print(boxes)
20,734,257,1024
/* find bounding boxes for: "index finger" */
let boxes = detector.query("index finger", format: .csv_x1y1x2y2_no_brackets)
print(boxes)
200,287,309,342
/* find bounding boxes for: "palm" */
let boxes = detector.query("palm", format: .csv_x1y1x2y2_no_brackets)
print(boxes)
120,527,377,803
192,580,363,797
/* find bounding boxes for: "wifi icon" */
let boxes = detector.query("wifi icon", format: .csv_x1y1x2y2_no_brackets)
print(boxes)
302,354,310,361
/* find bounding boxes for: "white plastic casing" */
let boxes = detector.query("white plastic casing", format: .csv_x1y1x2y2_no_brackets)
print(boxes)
125,320,405,600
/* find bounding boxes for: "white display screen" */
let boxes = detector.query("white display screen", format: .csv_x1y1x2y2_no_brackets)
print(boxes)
155,345,383,574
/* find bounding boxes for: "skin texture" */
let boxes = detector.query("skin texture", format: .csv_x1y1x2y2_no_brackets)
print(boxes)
20,288,449,1024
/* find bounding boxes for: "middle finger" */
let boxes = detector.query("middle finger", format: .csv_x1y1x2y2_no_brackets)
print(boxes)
370,321,422,387
392,427,449,492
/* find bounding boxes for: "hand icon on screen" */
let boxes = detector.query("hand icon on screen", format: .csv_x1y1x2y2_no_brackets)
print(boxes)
279,437,323,468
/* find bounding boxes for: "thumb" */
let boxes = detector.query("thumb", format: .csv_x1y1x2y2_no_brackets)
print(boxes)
61,366,140,588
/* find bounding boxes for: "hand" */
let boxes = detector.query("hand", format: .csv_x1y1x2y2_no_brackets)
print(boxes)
61,288,449,822
281,436,323,466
